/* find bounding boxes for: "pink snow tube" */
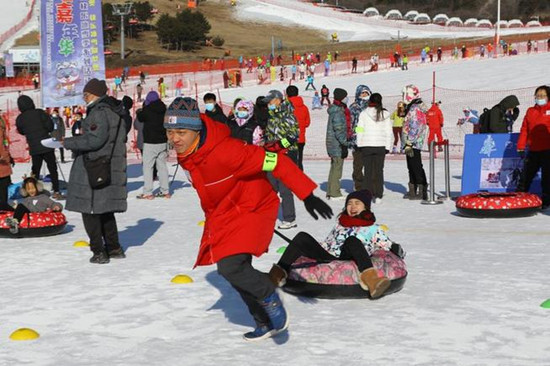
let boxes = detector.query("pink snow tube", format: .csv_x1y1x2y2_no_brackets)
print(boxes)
282,250,407,299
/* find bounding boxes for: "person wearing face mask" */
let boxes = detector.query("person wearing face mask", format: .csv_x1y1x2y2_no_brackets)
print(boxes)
517,85,550,209
348,85,372,191
203,93,228,124
50,108,66,163
487,95,520,133
226,100,263,145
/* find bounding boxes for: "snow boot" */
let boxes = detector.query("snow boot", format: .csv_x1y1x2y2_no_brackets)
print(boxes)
108,247,126,259
417,184,428,200
260,291,289,332
403,183,417,199
268,264,288,287
359,268,391,299
243,322,275,342
90,251,110,264
6,217,19,234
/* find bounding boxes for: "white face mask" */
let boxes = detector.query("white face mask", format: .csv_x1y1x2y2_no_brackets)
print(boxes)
535,98,548,106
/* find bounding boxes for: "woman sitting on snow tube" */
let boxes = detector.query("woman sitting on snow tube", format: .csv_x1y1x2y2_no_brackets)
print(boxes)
0,176,65,236
269,190,406,299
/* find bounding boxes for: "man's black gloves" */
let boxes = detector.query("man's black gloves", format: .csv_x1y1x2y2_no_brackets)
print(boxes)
304,194,333,220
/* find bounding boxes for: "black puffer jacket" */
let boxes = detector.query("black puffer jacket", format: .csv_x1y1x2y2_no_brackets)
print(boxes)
226,115,261,144
205,104,228,124
488,95,520,133
137,99,167,144
16,95,54,155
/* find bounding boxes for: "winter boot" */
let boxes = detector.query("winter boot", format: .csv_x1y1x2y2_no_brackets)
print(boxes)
90,251,110,264
108,247,126,259
268,264,288,287
243,322,275,342
359,268,391,299
6,217,19,234
417,184,428,201
403,183,417,199
260,291,289,332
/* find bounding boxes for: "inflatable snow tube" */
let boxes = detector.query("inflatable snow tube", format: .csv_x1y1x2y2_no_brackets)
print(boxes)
0,211,67,238
455,192,542,218
282,250,407,299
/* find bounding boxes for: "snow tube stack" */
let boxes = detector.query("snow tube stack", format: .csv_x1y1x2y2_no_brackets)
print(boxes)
282,250,407,299
455,192,542,218
0,211,67,238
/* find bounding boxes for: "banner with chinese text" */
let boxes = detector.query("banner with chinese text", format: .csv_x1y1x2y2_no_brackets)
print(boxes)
41,0,105,108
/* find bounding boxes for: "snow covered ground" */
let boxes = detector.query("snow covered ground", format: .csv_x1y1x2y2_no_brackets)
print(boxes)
237,0,550,42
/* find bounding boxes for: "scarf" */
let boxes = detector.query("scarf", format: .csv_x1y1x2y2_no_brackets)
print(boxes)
333,99,352,139
338,211,376,227
176,135,200,160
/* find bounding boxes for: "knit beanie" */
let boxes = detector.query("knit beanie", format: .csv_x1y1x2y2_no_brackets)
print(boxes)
164,97,202,130
345,189,372,210
333,88,348,102
144,91,160,106
83,78,107,96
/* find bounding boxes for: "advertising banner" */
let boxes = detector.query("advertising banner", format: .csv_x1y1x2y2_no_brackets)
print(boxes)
461,133,541,195
4,52,14,77
41,0,105,108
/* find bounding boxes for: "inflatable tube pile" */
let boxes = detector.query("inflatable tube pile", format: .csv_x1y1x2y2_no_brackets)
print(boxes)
0,211,67,237
456,192,542,218
283,250,407,299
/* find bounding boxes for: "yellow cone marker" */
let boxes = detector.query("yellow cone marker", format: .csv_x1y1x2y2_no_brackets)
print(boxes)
73,240,90,247
10,328,40,341
171,274,194,284
198,220,205,227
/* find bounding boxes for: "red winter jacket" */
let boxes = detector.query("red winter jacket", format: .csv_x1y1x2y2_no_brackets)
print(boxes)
426,104,444,129
517,103,550,152
288,96,311,144
178,115,317,267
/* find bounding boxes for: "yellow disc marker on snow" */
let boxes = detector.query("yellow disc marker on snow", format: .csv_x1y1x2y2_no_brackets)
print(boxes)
380,224,389,232
73,240,90,247
9,328,40,341
171,274,194,284
198,220,205,226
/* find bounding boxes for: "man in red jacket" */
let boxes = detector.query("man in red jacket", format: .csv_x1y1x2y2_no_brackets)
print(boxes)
286,85,311,170
426,101,444,152
165,97,333,341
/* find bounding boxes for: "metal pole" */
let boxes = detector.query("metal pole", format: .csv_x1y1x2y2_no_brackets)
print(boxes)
432,71,436,105
170,163,180,190
495,0,501,57
444,140,451,199
121,14,125,60
422,140,443,205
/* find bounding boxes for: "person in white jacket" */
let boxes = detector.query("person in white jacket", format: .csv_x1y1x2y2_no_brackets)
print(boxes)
355,93,393,203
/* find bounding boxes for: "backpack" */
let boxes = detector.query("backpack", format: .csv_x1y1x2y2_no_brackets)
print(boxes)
478,107,491,133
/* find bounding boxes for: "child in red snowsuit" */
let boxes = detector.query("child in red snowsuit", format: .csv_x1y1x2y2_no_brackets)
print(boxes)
426,102,444,151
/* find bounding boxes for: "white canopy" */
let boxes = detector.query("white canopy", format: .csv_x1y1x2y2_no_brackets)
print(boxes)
384,9,402,20
476,19,492,28
404,10,418,21
464,18,478,26
526,20,542,27
507,19,524,28
363,7,379,17
413,13,431,24
446,17,463,27
433,14,449,24
495,20,508,28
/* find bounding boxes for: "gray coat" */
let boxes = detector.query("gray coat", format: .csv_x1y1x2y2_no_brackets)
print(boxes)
64,96,128,214
20,193,63,212
326,103,348,158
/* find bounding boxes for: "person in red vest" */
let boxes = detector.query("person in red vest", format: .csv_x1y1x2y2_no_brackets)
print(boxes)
165,97,333,341
426,101,444,152
286,85,311,170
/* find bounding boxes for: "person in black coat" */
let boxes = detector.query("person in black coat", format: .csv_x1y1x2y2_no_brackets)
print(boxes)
226,99,263,145
488,95,520,133
16,95,62,198
203,93,228,124
254,96,269,131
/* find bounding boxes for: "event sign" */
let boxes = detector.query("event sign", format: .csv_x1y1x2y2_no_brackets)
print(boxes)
41,0,105,107
4,53,14,77
461,133,541,195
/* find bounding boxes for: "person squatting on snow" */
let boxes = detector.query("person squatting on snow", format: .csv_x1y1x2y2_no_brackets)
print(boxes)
401,85,429,201
1,176,63,234
286,85,311,171
62,79,129,264
311,92,322,110
355,93,393,203
226,99,264,146
164,97,333,341
269,190,392,299
348,85,372,191
326,88,351,200
516,85,550,209
426,101,445,152
136,91,170,199
263,90,301,230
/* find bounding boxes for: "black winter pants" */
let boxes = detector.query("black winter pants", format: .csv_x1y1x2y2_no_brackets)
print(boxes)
31,151,59,192
277,232,373,272
81,212,121,254
360,146,386,199
0,176,11,204
0,202,30,222
217,254,275,326
405,148,427,185
517,150,550,206
297,143,305,171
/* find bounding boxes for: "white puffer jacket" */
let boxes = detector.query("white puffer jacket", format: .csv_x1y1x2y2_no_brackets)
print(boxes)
355,107,393,150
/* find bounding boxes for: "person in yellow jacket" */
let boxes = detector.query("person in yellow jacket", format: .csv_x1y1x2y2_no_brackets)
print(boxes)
390,101,405,153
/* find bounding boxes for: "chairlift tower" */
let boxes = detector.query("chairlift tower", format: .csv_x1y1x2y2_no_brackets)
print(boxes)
112,2,133,60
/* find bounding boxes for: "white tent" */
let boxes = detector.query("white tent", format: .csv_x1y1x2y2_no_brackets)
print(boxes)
433,14,449,25
404,10,418,21
508,19,524,28
464,18,478,27
526,20,542,27
384,9,402,20
476,19,492,28
446,17,463,27
413,13,431,24
495,20,508,28
363,7,379,17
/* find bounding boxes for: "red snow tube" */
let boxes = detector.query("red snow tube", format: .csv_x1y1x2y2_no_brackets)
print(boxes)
0,211,67,238
455,192,542,218
282,250,407,299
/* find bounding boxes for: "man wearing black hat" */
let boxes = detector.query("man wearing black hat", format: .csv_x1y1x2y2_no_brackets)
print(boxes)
62,78,129,264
